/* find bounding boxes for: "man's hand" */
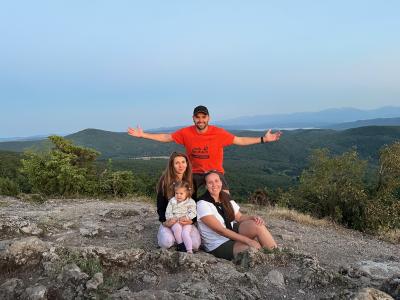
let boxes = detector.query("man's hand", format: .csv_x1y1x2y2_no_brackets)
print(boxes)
127,126,144,138
264,129,282,142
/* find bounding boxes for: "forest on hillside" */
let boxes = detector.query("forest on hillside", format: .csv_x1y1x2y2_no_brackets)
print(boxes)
0,127,399,234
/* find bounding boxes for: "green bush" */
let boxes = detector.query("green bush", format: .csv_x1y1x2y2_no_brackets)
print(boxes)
366,142,400,231
0,177,19,196
366,196,400,231
284,149,369,230
20,136,100,197
100,170,136,197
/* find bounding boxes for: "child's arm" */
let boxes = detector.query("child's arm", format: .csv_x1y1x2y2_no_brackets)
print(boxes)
179,199,196,224
165,202,173,220
165,201,178,227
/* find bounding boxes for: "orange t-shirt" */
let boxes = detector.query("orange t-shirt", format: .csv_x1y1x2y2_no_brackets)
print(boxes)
171,125,235,174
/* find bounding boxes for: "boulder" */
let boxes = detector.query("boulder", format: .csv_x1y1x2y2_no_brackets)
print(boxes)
5,237,49,265
24,284,48,300
352,287,394,300
0,278,24,300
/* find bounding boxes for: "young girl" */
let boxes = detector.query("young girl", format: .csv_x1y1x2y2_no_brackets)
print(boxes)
165,181,197,253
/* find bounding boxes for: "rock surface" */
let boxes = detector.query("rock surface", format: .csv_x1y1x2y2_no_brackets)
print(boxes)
1,196,399,299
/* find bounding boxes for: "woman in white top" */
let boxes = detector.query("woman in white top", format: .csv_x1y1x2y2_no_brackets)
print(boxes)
197,171,277,260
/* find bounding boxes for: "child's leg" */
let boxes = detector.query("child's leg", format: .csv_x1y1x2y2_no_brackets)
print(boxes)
182,225,193,253
171,223,183,244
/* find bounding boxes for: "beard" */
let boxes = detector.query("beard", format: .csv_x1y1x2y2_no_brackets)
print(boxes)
195,122,208,131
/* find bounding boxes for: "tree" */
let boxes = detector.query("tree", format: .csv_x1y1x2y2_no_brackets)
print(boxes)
288,149,368,230
21,136,100,196
366,142,400,231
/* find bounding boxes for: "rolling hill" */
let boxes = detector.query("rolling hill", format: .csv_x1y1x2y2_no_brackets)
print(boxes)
1,126,400,200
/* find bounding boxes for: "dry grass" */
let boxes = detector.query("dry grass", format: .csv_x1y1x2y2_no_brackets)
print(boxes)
242,204,332,228
378,229,400,244
0,200,9,207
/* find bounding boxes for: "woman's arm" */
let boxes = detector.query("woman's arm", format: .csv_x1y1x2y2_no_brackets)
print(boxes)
156,190,168,223
200,215,259,248
235,211,265,226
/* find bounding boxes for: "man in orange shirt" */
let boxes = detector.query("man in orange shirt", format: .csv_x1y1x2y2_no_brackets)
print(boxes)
128,105,282,198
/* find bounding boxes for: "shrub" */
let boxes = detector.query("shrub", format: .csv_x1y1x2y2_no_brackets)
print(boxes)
285,149,369,230
100,170,136,197
20,136,100,197
366,142,400,231
248,188,276,206
0,177,19,196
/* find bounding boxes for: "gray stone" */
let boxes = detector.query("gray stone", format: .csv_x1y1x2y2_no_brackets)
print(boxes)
59,263,89,284
134,224,145,232
381,275,400,300
86,272,103,290
280,234,297,242
25,284,48,300
80,227,98,237
5,237,49,265
177,281,216,299
79,221,102,237
359,261,400,279
62,221,75,229
111,286,134,299
20,223,43,236
350,261,400,281
352,287,394,300
0,239,12,251
0,278,24,300
267,270,285,288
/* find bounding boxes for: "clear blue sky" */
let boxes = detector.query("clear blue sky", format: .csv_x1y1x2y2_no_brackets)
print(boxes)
1,1,399,137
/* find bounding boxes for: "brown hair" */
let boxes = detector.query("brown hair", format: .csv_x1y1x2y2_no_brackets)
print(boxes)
174,180,192,198
156,152,193,199
205,171,235,222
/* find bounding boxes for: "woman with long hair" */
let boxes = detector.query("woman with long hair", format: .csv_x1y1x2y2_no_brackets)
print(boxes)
197,171,277,260
156,152,201,250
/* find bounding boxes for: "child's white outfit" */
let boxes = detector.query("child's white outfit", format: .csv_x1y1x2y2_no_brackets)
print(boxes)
165,197,197,252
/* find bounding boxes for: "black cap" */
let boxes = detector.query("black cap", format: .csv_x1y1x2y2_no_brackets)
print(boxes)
193,105,209,116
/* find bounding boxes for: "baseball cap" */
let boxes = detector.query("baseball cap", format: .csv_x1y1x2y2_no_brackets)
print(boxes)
193,105,209,116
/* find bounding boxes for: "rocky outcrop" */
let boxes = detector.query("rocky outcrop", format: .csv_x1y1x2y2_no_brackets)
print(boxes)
1,197,399,299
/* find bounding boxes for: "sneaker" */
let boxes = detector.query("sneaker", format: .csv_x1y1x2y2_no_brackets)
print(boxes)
176,243,187,252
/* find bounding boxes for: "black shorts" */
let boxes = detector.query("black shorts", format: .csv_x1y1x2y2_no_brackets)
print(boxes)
208,223,239,261
192,172,229,200
209,240,235,260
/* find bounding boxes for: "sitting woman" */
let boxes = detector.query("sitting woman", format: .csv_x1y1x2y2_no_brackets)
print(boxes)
197,171,277,260
156,151,201,250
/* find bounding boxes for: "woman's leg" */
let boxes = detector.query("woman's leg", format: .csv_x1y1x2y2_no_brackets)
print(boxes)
171,223,183,244
238,220,277,249
157,224,176,249
190,225,201,251
182,225,193,253
233,241,251,256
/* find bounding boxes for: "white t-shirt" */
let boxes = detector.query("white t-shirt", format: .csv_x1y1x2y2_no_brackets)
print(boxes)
196,200,240,252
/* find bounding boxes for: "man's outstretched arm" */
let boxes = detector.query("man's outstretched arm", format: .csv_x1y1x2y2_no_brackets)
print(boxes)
233,129,282,146
127,126,173,143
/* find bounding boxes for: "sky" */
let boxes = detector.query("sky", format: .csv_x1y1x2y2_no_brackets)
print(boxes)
1,1,400,137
